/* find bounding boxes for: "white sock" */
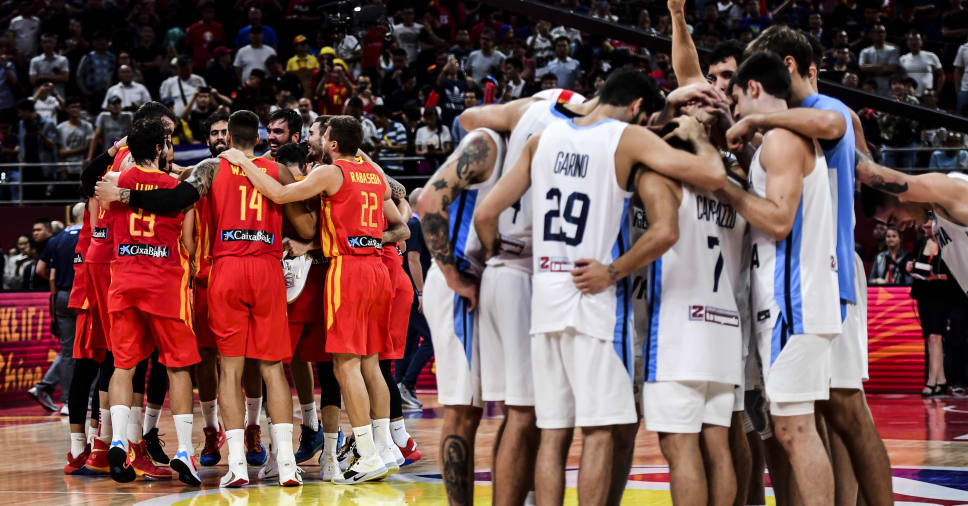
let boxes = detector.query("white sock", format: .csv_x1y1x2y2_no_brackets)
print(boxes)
143,406,161,434
525,491,537,505
390,419,410,447
98,408,112,442
109,405,130,450
245,397,262,427
271,423,295,464
226,429,245,466
372,418,391,449
127,406,143,443
87,424,98,446
323,432,339,456
70,432,86,458
353,424,377,458
200,400,218,429
172,413,194,455
300,402,319,431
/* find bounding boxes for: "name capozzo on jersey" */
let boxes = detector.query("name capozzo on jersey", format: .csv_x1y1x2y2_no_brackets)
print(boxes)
695,194,737,229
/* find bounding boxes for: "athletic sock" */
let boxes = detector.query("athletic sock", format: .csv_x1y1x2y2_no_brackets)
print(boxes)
226,429,245,465
70,432,86,458
172,414,194,455
98,408,112,442
372,417,391,449
300,402,319,431
390,419,410,447
109,405,130,450
127,406,143,443
200,400,219,429
352,425,377,458
87,423,98,446
271,423,295,464
323,432,339,456
143,406,161,435
244,397,262,427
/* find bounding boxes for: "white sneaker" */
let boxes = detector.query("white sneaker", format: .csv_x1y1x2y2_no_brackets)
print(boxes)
319,453,341,482
59,404,69,416
219,460,249,488
258,453,278,480
389,443,405,467
333,453,388,484
171,451,202,486
379,446,400,475
336,436,357,472
277,458,303,487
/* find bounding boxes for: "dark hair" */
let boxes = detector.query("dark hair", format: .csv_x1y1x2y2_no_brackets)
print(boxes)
466,85,481,98
133,101,177,125
540,72,558,82
745,25,812,77
41,32,57,40
392,48,408,58
275,142,307,168
264,54,279,67
906,30,922,39
553,35,570,46
249,25,263,36
889,73,907,85
228,110,261,148
801,31,824,67
346,96,364,109
860,184,893,217
65,96,82,107
327,115,363,155
313,115,333,128
268,108,303,139
708,40,745,68
16,99,34,112
728,51,792,100
598,66,662,112
205,110,230,134
34,217,51,229
505,56,523,70
371,104,387,117
128,120,168,166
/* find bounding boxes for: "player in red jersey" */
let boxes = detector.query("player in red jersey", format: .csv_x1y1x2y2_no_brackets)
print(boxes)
220,115,410,484
102,120,202,487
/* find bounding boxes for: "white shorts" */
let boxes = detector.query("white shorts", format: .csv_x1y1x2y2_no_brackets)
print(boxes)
479,266,534,405
424,264,482,408
759,329,834,413
532,330,638,429
829,252,869,390
643,380,734,433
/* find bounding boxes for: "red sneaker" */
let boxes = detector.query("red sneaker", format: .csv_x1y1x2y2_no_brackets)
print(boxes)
245,424,266,466
64,444,92,475
83,439,110,474
200,424,226,466
129,440,172,480
398,437,423,465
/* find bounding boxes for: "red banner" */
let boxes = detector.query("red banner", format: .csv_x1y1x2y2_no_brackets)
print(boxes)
866,286,925,393
0,292,57,404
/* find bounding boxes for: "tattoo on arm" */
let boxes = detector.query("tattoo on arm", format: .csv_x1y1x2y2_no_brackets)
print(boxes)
185,158,220,199
422,209,455,267
120,188,130,204
855,148,910,194
441,435,472,506
453,135,490,184
385,174,407,200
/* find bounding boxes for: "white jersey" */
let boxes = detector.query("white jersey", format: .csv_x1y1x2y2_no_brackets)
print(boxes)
643,183,746,384
749,138,842,363
934,172,968,294
449,128,506,278
530,118,634,343
491,99,584,273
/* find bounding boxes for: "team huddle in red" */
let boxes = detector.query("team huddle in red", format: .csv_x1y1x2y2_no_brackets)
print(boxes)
65,100,420,488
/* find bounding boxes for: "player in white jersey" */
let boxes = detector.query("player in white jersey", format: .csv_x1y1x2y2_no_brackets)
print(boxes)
475,67,727,505
458,89,597,505
720,52,843,506
415,127,505,506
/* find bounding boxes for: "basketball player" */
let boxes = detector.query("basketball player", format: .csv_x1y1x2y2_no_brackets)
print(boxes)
727,27,894,505
474,68,726,505
102,119,202,486
219,115,411,484
721,52,842,505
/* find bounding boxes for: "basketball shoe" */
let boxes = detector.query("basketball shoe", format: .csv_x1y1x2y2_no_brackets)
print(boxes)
294,424,325,463
107,442,137,483
333,452,389,485
130,440,172,480
319,452,341,481
63,444,93,475
245,424,267,466
142,427,170,464
201,424,226,466
219,460,250,488
397,437,423,466
171,451,202,486
83,438,110,474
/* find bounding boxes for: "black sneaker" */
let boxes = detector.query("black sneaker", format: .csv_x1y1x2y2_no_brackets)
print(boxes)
143,428,170,465
107,444,137,483
28,386,57,412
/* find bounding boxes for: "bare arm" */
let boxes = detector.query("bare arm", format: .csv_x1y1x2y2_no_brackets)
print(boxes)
727,108,846,152
219,149,336,204
407,251,425,291
623,121,727,191
472,134,535,259
279,163,319,240
382,197,410,244
855,149,968,221
956,67,964,95
458,97,537,133
720,129,809,240
36,259,49,280
850,109,871,157
668,0,705,86
181,208,196,258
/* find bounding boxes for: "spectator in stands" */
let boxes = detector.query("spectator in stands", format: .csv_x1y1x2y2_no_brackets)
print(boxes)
231,68,267,114
505,57,530,100
736,0,772,35
386,69,420,118
929,131,968,169
538,36,582,91
16,98,57,197
131,26,164,98
0,52,17,122
354,74,382,114
235,7,278,49
204,46,240,98
89,95,132,160
334,29,362,78
234,26,276,83
32,80,62,123
380,48,410,96
717,0,745,28
160,55,207,118
185,1,225,73
859,24,899,95
373,104,408,171
841,71,859,88
436,55,467,128
528,21,554,69
344,96,379,152
954,38,968,115
900,31,943,97
265,55,303,102
286,35,319,96
31,218,53,260
75,32,116,113
878,74,921,169
8,4,40,59
182,86,221,139
695,4,729,40
3,234,30,289
821,45,859,83
415,106,452,168
28,33,68,98
102,64,152,112
466,28,505,86
296,97,316,139
449,29,474,68
56,98,93,176
870,226,911,285
394,7,423,65
314,60,353,116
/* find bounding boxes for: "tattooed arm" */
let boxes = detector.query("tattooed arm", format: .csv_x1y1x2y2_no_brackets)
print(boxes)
94,158,219,213
856,148,968,223
357,148,408,201
416,129,498,311
473,133,536,260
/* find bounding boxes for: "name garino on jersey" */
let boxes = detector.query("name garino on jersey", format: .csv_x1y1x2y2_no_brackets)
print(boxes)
553,152,589,178
695,194,736,229
349,171,382,185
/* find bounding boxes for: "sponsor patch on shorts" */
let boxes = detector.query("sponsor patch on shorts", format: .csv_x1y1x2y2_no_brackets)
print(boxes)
92,227,108,239
73,253,83,264
688,305,740,327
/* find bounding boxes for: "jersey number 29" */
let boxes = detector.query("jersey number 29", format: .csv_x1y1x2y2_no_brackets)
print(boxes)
543,189,589,246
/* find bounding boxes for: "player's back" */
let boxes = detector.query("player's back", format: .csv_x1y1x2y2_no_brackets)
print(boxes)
109,166,191,320
934,172,968,294
209,156,283,259
86,147,131,264
748,136,842,352
320,157,388,259
530,118,631,340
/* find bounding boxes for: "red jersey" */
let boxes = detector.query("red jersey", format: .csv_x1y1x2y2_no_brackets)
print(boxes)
108,166,191,321
68,206,93,310
193,195,214,284
319,158,387,258
381,240,403,266
209,157,283,259
86,147,130,264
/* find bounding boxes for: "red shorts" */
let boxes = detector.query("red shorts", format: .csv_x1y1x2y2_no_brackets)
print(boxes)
86,263,113,351
193,282,217,350
288,322,330,362
324,255,391,357
109,308,201,369
208,255,290,361
73,310,107,362
68,262,88,311
379,260,413,360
